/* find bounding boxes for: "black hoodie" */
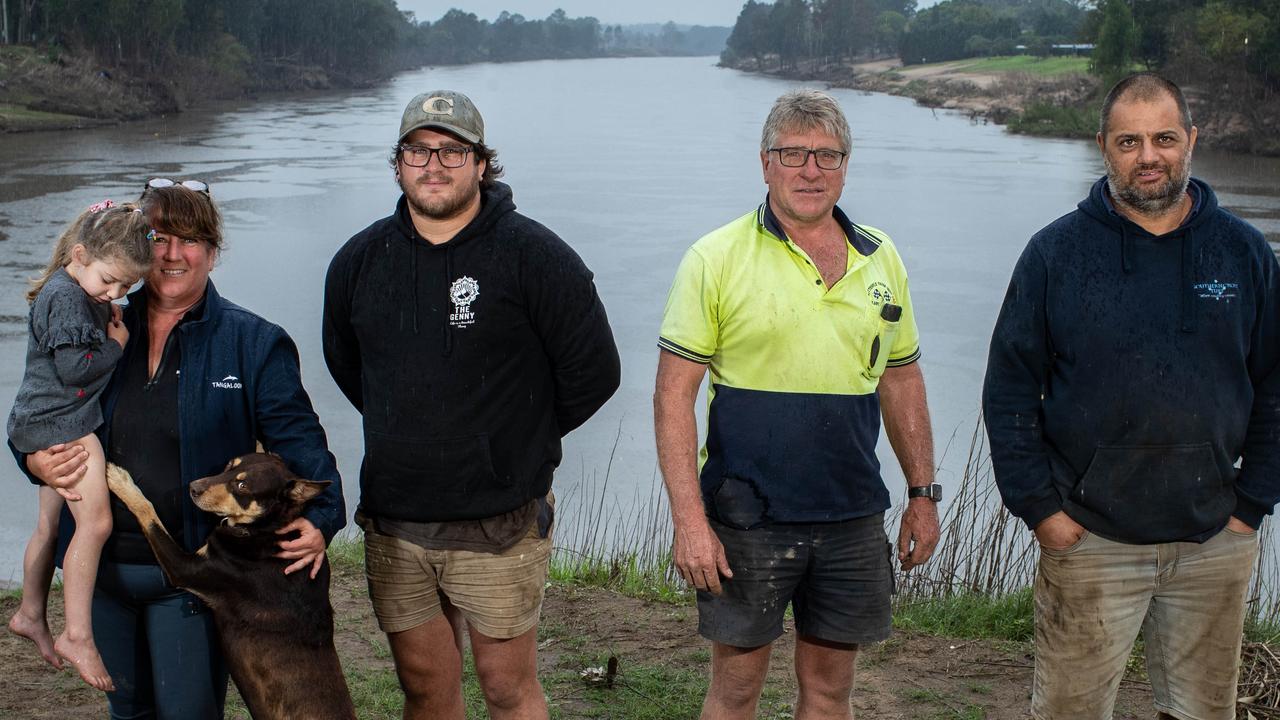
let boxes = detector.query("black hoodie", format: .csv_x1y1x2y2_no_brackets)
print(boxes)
323,182,620,522
983,176,1280,543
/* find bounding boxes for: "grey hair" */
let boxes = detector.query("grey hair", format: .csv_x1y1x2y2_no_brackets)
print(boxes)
761,89,853,153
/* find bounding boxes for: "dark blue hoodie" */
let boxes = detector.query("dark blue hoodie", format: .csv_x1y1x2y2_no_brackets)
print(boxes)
983,176,1280,543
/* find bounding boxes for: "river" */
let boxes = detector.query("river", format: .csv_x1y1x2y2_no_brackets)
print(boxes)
1,56,1278,591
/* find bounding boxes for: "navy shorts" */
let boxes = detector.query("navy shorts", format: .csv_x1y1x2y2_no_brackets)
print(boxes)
697,512,894,647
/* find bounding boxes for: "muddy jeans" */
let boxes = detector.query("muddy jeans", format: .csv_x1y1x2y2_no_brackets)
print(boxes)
1032,525,1259,720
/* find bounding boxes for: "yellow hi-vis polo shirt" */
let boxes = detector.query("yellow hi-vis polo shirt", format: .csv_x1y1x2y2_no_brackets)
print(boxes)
658,199,921,526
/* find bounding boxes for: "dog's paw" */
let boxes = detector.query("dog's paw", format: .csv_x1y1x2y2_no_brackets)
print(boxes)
105,463,140,497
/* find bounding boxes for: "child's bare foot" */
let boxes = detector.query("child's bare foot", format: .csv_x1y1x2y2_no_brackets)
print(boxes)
7,609,63,670
54,631,114,691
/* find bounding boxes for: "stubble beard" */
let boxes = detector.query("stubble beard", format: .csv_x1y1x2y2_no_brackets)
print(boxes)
401,173,481,221
1104,147,1193,217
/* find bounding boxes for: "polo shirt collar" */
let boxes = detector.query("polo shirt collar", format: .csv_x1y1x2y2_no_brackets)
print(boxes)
757,195,880,257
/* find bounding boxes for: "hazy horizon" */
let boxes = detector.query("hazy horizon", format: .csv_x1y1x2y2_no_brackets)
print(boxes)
395,0,942,28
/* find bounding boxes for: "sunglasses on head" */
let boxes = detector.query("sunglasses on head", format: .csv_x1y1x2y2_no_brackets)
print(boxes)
145,178,210,195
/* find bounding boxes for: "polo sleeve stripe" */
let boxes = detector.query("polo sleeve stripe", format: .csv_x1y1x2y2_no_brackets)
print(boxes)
658,338,713,364
886,347,921,367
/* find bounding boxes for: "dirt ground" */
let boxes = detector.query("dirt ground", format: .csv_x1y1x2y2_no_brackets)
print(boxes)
1,561,1167,720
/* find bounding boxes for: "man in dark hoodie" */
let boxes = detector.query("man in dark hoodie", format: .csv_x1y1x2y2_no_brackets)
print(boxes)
983,73,1280,720
323,90,620,720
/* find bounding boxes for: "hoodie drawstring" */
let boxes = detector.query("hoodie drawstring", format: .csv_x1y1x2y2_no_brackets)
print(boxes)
1120,224,1134,274
411,244,420,334
1180,228,1197,333
443,247,454,356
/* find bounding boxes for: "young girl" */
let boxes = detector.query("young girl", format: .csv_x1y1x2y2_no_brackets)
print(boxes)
6,200,153,691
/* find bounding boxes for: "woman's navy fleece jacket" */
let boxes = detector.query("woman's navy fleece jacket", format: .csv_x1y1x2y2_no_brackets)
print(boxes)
983,177,1280,544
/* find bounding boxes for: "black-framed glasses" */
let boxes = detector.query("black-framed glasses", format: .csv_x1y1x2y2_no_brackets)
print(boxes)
145,178,210,195
769,147,848,170
397,144,474,169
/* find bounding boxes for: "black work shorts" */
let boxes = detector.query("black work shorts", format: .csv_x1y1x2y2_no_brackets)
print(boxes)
697,512,893,647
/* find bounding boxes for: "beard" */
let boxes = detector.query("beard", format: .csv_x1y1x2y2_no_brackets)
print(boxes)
1104,148,1192,216
400,172,481,221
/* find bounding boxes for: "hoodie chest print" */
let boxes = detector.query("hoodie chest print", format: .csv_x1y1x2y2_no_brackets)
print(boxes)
449,276,480,328
1194,279,1239,301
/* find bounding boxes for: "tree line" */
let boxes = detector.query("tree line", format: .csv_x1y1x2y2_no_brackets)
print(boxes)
0,1,728,91
720,0,1280,96
721,0,1088,69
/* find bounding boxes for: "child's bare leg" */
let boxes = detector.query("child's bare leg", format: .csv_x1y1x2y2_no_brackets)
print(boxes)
7,485,64,669
53,433,114,692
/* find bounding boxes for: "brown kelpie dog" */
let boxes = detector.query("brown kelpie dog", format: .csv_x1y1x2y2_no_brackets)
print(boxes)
106,453,356,720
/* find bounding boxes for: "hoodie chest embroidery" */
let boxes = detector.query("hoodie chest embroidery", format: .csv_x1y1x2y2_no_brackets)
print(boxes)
1194,280,1239,301
449,276,480,329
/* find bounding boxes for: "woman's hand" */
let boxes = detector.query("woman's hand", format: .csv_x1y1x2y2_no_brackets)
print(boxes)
27,443,90,501
276,517,327,579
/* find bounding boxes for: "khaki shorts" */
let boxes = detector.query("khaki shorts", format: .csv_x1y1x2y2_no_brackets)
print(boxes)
1032,525,1260,720
363,520,552,639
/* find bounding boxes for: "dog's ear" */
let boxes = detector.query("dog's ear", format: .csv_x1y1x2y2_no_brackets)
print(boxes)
288,479,331,504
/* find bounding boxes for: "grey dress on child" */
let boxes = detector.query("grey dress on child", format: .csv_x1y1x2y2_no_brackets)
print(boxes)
7,268,122,453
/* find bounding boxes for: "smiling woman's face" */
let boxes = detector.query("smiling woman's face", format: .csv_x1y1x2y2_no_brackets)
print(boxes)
146,231,216,310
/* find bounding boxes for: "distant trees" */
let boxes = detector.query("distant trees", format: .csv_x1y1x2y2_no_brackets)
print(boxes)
1,2,730,91
720,0,916,68
1090,0,1138,78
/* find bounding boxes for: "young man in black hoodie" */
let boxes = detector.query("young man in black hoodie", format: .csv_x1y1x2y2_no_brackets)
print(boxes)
983,73,1280,720
323,90,620,720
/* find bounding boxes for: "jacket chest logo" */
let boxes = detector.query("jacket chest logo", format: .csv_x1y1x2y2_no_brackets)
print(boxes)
211,374,243,390
1194,280,1238,301
449,276,480,329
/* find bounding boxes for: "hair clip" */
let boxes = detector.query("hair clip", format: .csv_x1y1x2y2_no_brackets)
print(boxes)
88,199,116,213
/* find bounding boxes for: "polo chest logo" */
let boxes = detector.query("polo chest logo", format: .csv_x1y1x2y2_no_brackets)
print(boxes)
212,375,243,390
1194,280,1238,301
867,281,894,307
449,276,479,328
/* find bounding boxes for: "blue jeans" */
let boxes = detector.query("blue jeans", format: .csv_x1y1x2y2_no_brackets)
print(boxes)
93,561,228,720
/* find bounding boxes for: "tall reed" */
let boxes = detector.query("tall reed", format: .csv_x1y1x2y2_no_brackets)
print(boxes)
889,413,1280,628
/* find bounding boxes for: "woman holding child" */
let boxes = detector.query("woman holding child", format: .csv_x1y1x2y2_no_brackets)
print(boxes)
9,180,345,719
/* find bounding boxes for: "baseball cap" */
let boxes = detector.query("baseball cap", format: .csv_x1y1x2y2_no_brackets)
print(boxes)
398,90,484,144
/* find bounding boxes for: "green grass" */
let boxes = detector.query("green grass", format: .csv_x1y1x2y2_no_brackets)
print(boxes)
0,102,83,123
1246,615,1280,644
953,55,1091,76
893,588,1035,642
1007,101,1098,139
549,549,689,604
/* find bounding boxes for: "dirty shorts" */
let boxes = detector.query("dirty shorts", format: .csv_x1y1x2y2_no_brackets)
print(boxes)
362,517,553,639
698,512,893,647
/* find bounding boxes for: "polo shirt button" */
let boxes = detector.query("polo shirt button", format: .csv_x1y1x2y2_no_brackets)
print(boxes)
814,279,821,285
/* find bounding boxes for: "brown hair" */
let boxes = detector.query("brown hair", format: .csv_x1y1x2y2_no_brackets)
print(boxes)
27,202,154,303
388,140,506,189
140,185,224,251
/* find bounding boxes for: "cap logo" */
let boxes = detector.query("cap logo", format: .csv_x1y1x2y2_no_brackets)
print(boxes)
423,96,454,116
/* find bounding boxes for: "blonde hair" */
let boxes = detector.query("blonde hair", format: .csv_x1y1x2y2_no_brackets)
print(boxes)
27,202,154,303
761,89,853,154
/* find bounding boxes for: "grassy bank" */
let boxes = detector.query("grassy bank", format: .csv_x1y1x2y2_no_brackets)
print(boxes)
4,427,1278,717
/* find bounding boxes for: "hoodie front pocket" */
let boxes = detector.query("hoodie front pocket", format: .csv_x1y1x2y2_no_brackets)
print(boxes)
364,431,500,516
1068,443,1227,542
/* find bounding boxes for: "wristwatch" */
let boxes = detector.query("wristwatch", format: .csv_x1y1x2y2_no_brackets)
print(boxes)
907,483,942,502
